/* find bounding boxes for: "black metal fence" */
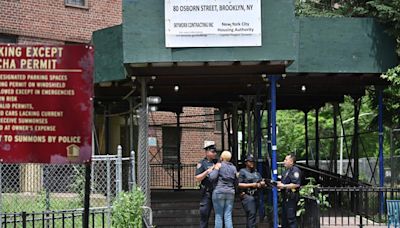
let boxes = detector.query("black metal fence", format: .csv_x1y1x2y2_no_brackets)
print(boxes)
300,197,320,228
150,163,197,190
318,187,400,226
1,208,108,228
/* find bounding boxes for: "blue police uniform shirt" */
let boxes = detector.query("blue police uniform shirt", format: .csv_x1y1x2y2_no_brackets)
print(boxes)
282,165,302,185
239,168,262,195
239,168,262,184
196,158,216,188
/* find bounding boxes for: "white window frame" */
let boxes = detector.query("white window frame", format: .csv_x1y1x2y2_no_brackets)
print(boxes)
64,0,88,9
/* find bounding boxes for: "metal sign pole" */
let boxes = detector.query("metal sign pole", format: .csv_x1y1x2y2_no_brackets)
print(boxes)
83,161,92,228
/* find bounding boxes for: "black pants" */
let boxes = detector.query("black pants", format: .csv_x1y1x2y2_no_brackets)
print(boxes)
199,191,213,228
241,194,258,228
282,197,298,228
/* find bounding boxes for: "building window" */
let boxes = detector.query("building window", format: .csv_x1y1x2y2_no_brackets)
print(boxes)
65,0,87,8
214,110,222,132
162,127,181,164
0,34,17,44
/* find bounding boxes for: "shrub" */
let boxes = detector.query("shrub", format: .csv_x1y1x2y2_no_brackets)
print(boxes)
297,177,330,217
112,188,145,228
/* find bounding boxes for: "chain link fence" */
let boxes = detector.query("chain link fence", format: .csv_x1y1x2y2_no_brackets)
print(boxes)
0,149,135,227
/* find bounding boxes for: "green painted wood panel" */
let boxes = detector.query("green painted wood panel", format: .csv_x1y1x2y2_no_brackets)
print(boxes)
122,0,297,63
93,25,125,83
287,17,397,73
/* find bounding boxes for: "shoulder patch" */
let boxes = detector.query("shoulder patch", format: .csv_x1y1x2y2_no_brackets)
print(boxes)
197,163,202,169
294,172,300,179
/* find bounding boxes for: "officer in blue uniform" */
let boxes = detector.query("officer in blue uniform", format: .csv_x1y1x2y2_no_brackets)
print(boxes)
277,153,302,228
195,141,218,228
238,154,266,228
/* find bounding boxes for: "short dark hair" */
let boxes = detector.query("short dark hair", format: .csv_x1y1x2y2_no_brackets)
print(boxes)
287,153,296,164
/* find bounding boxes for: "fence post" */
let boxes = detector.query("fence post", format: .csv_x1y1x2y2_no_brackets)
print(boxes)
44,165,50,228
82,162,92,228
130,151,136,190
106,156,111,228
359,188,363,228
116,145,123,194
314,198,321,228
22,212,27,228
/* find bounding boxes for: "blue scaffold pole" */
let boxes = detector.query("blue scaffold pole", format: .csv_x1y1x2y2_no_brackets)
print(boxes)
378,89,384,213
269,75,279,228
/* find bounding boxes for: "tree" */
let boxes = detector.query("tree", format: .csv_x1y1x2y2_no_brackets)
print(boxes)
276,95,384,163
296,0,400,128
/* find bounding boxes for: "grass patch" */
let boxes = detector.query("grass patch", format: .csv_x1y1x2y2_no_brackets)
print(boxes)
1,193,108,212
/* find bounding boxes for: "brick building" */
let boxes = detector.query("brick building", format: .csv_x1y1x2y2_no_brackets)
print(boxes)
149,108,226,165
0,0,121,44
0,0,227,176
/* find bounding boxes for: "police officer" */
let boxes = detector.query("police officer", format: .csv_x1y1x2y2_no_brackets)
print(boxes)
277,153,302,228
238,154,266,228
195,141,218,228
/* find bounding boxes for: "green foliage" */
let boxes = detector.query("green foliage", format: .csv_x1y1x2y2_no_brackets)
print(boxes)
364,1,400,54
294,0,400,154
378,66,400,127
295,0,344,17
297,177,330,217
363,1,400,127
383,65,400,86
69,166,86,207
277,110,306,158
112,188,145,228
275,94,385,163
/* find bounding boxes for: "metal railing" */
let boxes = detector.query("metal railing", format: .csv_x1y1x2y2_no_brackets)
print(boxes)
1,207,108,228
297,163,369,187
300,197,320,228
317,187,400,226
142,206,154,228
150,163,198,190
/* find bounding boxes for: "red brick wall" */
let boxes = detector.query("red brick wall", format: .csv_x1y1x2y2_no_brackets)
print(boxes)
149,107,228,165
17,36,65,45
0,0,122,43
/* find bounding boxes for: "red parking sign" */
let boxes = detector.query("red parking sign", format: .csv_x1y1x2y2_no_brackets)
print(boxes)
0,45,93,164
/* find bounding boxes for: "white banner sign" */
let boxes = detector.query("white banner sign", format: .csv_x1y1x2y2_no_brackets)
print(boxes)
165,0,262,47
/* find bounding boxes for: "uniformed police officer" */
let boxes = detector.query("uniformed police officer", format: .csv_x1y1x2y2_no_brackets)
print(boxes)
195,141,218,228
238,154,266,228
277,153,302,228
